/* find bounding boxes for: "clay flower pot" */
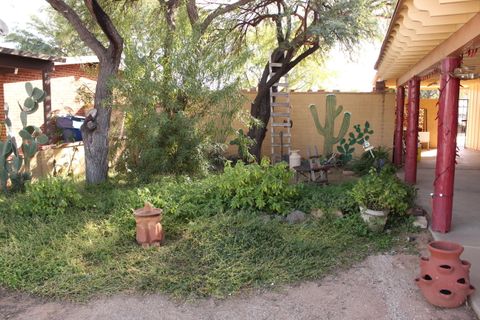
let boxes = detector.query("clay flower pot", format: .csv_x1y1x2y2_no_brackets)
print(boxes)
416,241,475,308
133,202,165,247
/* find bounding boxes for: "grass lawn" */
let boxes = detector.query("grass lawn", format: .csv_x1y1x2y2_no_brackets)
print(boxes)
0,170,416,301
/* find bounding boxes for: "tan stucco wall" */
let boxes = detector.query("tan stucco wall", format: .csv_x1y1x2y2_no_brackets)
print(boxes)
465,79,480,150
235,91,396,159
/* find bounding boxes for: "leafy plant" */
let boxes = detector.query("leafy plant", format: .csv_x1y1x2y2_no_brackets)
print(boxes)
12,177,82,217
118,112,208,180
229,129,255,163
217,159,297,214
337,121,374,163
1,83,49,193
347,146,394,176
350,168,413,214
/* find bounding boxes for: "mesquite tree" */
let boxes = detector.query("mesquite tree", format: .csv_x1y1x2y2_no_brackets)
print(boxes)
166,0,389,161
46,0,123,184
236,0,388,160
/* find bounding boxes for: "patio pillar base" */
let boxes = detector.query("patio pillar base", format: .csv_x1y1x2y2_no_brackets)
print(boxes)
432,56,461,233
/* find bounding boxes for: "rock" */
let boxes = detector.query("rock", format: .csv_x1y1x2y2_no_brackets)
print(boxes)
311,208,325,219
342,170,355,176
260,214,271,222
286,210,307,224
413,216,428,229
333,209,344,218
407,206,427,216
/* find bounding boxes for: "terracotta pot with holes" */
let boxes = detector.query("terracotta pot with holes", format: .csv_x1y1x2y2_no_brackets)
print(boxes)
415,241,475,308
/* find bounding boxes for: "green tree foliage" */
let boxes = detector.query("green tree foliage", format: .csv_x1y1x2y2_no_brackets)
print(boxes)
113,7,248,178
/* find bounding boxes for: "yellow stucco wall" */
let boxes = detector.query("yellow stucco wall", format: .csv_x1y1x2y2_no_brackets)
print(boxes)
465,79,480,150
421,99,438,149
237,91,396,159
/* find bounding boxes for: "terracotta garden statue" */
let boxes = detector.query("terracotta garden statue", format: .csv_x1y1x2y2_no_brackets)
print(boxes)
133,202,165,247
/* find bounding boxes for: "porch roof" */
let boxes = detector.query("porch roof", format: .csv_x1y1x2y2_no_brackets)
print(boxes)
374,0,480,87
0,46,65,73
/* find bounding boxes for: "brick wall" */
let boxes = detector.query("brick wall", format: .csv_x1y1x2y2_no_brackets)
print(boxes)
0,64,97,140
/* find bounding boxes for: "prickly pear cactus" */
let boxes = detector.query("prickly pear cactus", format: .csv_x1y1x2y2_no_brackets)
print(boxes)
337,121,374,163
0,82,48,193
309,94,351,155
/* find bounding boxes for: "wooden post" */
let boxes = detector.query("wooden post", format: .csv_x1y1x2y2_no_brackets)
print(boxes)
404,77,420,184
42,63,53,126
393,86,405,166
0,80,5,139
432,56,461,233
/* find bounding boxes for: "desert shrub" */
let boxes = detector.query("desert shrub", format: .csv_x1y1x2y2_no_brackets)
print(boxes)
12,177,82,217
216,159,297,214
119,112,208,180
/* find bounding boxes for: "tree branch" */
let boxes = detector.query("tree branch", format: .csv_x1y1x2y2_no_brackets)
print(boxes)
186,0,199,26
84,0,123,55
286,44,319,70
45,0,106,57
199,0,257,34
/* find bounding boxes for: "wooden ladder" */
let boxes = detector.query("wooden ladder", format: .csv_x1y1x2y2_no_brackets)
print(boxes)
269,57,292,164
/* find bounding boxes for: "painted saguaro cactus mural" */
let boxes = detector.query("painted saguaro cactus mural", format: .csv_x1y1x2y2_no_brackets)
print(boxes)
309,94,351,155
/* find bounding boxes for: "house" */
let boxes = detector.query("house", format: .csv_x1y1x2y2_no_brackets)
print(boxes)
0,47,98,140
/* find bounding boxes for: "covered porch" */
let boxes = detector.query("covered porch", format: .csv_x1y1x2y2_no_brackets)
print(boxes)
374,0,480,314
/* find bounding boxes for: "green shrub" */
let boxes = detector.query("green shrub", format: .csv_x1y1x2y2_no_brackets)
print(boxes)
295,182,357,215
13,177,81,217
347,146,393,176
119,112,209,180
217,159,297,214
350,169,414,214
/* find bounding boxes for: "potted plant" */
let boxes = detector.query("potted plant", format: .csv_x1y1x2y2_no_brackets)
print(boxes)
350,168,410,231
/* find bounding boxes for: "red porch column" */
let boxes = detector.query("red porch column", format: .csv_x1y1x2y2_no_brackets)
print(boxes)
432,56,461,233
404,77,420,184
393,86,405,166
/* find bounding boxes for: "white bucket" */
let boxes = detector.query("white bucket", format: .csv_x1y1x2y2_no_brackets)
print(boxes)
289,150,301,169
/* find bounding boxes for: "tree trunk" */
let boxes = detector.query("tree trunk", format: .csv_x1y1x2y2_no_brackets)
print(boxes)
81,61,116,184
247,50,286,162
247,83,271,162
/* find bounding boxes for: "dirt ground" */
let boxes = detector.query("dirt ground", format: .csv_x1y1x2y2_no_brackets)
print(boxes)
1,237,478,320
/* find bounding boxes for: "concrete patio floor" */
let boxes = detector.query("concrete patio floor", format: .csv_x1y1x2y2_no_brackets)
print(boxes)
414,148,480,316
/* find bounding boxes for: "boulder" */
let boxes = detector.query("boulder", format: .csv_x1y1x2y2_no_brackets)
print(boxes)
333,209,344,218
286,210,307,224
413,216,428,229
407,206,427,216
311,208,325,219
